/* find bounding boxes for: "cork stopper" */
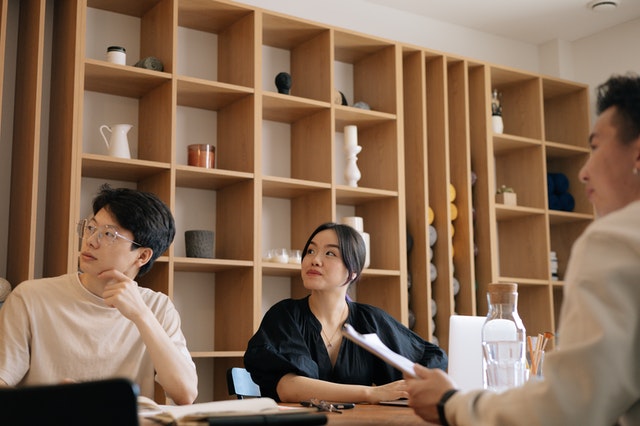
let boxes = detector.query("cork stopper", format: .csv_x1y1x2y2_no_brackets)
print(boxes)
488,282,518,304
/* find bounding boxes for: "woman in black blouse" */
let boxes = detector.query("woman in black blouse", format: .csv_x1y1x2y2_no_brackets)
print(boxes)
244,222,447,403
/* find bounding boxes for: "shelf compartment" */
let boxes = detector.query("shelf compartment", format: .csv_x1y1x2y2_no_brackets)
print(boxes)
447,58,476,317
543,77,590,148
496,213,548,280
548,215,591,281
342,196,402,272
354,276,406,323
402,49,433,338
83,72,174,163
334,31,398,114
545,142,592,215
335,120,399,191
262,12,331,102
176,81,255,173
490,67,542,140
216,268,256,348
262,107,332,183
494,144,546,209
177,0,255,87
514,284,554,337
86,0,174,73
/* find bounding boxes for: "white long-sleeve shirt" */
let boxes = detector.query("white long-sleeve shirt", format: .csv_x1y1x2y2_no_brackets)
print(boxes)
446,200,640,426
0,272,195,399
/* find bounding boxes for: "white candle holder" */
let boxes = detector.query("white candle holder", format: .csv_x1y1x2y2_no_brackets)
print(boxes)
343,125,362,187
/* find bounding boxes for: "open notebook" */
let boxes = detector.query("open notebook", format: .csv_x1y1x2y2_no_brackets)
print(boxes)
447,315,486,391
139,396,327,425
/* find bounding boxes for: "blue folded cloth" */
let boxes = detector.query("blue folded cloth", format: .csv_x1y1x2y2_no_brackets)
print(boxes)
559,192,575,212
549,173,569,194
547,175,555,195
549,193,561,210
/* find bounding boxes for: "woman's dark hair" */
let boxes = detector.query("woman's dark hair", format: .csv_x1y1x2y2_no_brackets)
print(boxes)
596,73,640,145
92,183,175,276
302,222,366,286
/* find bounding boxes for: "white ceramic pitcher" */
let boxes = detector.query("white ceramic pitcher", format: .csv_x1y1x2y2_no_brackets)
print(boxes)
100,124,132,159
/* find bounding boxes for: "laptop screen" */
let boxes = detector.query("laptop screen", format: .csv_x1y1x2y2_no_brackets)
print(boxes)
447,315,486,391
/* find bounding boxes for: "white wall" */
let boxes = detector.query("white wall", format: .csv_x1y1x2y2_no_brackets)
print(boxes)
238,0,540,72
572,18,640,119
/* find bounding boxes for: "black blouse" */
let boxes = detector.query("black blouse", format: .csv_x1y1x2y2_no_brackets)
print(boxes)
243,296,448,401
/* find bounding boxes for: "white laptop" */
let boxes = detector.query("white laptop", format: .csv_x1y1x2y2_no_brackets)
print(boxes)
447,315,486,391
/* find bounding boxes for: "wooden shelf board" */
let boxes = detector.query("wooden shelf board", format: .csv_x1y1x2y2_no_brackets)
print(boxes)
548,210,593,225
333,30,392,63
490,67,538,86
84,60,171,98
177,77,253,111
262,262,302,277
493,133,542,154
178,0,253,33
335,185,398,205
262,92,330,123
175,166,253,190
494,204,545,221
497,277,550,286
262,13,328,49
173,258,253,273
82,154,170,181
88,0,159,17
261,264,400,278
542,77,588,99
335,105,396,130
262,176,330,198
545,140,589,157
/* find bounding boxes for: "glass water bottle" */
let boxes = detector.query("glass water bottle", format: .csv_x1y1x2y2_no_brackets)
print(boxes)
482,282,527,392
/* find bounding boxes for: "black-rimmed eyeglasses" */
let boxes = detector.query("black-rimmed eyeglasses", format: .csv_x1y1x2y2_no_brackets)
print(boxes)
77,219,141,247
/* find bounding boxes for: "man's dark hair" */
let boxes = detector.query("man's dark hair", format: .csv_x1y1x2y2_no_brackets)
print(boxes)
92,183,175,276
596,73,640,145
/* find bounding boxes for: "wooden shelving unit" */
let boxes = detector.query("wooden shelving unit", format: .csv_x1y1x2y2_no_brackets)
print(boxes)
6,0,591,402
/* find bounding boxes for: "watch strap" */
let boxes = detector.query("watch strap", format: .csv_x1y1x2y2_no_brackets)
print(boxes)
437,388,458,426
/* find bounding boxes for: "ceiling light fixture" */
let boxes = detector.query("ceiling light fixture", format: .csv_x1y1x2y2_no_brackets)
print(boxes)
588,0,619,12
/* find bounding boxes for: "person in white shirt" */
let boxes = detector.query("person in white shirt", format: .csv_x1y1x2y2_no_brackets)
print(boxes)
0,184,198,405
406,73,640,426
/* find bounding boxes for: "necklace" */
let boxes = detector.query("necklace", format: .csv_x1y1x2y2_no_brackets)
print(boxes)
321,303,348,348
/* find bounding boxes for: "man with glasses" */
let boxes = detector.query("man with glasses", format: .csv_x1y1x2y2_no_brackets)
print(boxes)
0,184,198,405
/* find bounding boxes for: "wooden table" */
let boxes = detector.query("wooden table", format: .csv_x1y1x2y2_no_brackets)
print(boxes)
139,402,434,425
293,403,433,425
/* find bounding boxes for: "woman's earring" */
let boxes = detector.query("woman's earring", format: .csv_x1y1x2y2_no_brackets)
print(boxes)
634,167,639,176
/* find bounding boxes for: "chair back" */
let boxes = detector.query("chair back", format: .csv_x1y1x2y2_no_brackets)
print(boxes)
0,377,140,425
227,367,261,399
